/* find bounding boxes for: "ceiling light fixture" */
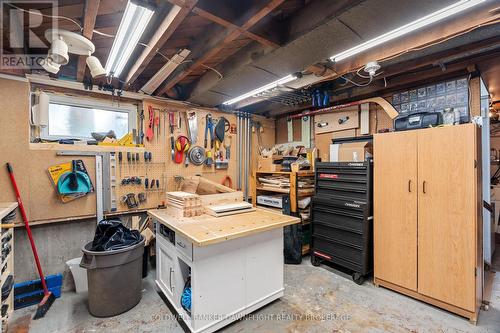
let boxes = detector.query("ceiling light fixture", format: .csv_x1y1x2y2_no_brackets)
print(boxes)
41,57,61,74
105,1,154,78
48,37,69,65
43,29,105,77
141,49,191,95
330,0,486,62
222,74,298,106
86,53,107,78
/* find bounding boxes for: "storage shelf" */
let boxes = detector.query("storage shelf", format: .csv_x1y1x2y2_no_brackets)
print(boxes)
0,269,11,286
255,171,314,177
256,187,290,194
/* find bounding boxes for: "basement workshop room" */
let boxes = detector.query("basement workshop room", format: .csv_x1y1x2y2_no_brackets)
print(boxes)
1,0,500,332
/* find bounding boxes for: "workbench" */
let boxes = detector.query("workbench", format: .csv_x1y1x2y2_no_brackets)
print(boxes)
148,208,300,333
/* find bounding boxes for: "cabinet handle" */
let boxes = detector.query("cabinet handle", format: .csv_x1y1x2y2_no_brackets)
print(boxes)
408,180,412,192
169,267,174,291
422,181,426,194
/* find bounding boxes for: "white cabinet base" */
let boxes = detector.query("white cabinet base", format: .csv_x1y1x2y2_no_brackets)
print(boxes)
155,224,285,333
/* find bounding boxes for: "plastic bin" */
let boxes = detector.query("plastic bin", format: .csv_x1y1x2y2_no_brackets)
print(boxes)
80,237,145,317
66,257,88,293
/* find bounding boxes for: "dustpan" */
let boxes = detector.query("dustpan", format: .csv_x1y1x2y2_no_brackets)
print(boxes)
57,160,91,195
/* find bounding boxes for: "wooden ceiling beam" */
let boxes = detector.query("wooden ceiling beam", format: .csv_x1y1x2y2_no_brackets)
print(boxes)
125,0,197,84
157,0,285,96
76,0,100,81
192,7,280,48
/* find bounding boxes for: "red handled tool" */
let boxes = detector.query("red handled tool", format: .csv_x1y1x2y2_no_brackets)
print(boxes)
146,105,154,141
6,163,55,319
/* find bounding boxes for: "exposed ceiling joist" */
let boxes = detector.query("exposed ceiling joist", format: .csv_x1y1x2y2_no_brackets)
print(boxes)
76,0,100,81
156,0,285,96
192,7,280,48
125,0,197,84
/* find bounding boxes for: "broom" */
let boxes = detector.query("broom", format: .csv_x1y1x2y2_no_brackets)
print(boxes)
6,163,56,319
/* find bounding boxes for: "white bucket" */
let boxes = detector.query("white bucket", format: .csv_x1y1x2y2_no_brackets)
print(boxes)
66,257,88,293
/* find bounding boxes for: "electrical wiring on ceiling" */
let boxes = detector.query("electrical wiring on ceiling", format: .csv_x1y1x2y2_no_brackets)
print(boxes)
6,3,224,82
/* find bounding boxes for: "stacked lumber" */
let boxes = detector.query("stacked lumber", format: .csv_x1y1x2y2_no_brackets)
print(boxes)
205,201,255,217
166,192,203,217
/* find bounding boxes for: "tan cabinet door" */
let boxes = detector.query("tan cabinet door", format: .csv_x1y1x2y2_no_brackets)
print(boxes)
374,131,418,291
417,124,476,311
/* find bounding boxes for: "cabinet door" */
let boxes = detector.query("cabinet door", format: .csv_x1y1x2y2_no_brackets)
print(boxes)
374,131,418,291
417,125,476,311
158,241,175,299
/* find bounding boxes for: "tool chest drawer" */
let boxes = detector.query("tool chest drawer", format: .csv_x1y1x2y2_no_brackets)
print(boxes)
315,162,371,202
312,201,365,234
311,160,373,284
312,223,364,248
312,236,364,266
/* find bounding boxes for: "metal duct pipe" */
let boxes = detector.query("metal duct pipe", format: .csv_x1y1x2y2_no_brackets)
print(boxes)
237,113,242,190
245,113,251,202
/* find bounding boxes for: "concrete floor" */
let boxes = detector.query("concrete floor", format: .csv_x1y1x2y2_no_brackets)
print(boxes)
8,248,500,333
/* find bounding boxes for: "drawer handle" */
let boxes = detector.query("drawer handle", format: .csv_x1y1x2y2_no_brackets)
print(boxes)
177,241,186,249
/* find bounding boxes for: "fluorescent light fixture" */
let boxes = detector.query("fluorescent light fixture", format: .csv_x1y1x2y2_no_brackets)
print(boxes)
141,49,191,94
105,1,154,77
330,0,485,62
222,74,297,106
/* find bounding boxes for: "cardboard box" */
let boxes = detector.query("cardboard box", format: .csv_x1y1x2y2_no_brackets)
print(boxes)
330,141,372,162
257,156,281,172
257,194,283,208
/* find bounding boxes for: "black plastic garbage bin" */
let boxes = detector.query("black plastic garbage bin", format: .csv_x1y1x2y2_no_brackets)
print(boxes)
80,236,145,317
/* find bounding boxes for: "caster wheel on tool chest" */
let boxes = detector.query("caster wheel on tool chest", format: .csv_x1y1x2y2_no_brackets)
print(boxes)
311,255,321,267
352,272,365,285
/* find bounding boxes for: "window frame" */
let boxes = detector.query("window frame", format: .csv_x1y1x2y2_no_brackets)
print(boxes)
40,93,137,141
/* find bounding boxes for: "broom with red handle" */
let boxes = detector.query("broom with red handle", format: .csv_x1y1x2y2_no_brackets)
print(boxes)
6,163,55,319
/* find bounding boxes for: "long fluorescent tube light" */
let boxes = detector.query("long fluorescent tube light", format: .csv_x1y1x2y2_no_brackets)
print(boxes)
105,1,154,77
141,49,191,95
222,74,297,106
330,0,486,62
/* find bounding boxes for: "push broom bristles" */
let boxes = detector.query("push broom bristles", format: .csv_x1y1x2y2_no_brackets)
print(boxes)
33,292,56,320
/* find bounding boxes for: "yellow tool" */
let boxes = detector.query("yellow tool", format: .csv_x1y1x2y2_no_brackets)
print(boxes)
98,133,144,147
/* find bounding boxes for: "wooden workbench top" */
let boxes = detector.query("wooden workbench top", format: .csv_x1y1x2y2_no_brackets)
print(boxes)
0,202,18,220
148,208,300,247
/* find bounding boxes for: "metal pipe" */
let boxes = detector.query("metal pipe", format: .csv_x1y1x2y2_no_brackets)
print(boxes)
288,100,366,119
245,114,250,202
237,113,242,190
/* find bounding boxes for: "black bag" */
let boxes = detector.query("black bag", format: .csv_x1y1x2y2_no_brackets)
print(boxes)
90,219,142,251
284,224,303,264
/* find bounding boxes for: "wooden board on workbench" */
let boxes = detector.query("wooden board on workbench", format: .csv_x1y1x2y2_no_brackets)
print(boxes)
149,207,299,246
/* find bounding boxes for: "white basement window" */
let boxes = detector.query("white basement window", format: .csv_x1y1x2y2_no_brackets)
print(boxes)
40,94,137,140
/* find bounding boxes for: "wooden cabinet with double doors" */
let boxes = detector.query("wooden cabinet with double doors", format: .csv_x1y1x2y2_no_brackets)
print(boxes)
373,124,483,323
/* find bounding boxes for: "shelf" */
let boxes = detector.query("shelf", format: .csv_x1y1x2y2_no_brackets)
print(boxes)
30,142,145,153
0,269,11,286
0,203,17,221
256,187,290,194
255,170,314,176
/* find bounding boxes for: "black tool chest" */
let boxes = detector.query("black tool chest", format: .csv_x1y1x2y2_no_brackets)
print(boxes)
311,161,373,284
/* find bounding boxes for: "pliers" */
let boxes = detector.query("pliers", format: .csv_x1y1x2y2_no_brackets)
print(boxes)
204,114,214,149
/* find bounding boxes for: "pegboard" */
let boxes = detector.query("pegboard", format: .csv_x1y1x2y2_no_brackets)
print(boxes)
114,99,239,212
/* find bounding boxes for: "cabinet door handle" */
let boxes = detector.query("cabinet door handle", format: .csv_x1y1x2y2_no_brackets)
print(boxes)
422,181,426,194
169,267,174,291
408,180,412,192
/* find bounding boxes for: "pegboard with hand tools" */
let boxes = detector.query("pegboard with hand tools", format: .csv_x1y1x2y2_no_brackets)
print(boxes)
113,99,239,212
